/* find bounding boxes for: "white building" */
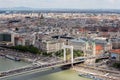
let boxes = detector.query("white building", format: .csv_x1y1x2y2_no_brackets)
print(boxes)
35,39,64,53
69,38,96,57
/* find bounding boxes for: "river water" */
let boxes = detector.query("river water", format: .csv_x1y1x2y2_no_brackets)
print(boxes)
0,56,29,72
0,57,90,80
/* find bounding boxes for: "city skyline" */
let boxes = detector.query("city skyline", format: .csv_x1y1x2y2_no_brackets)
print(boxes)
0,1,120,79
0,0,120,9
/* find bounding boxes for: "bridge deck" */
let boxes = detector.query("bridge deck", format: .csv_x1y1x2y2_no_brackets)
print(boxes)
0,60,84,79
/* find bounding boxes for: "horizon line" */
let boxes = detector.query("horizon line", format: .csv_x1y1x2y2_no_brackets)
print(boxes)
0,7,120,10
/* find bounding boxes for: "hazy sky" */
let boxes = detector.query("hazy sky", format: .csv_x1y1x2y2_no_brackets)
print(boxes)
0,0,120,9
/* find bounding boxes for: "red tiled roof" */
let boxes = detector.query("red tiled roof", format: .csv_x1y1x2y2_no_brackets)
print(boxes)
110,49,120,54
96,45,103,51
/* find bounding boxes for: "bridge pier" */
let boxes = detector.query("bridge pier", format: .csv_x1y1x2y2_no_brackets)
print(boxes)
64,48,66,61
63,44,74,67
71,46,73,67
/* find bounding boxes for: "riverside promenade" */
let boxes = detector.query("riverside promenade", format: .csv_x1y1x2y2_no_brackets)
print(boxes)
73,65,120,80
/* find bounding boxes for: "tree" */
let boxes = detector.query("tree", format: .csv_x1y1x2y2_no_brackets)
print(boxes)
10,45,40,54
73,50,84,57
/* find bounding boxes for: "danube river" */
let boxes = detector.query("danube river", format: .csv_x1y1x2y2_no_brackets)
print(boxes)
0,57,90,80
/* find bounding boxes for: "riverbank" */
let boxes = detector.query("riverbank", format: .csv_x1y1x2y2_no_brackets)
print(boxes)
73,65,120,80
0,49,65,78
0,49,62,64
0,49,38,62
0,54,21,61
0,57,30,73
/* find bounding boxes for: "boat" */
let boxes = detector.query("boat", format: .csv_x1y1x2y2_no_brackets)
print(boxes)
15,57,21,61
5,55,20,61
79,73,103,80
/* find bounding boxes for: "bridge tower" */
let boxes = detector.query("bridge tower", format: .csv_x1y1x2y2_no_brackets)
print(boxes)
62,44,74,66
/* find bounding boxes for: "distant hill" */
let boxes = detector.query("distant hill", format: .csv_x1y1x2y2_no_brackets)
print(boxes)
0,7,36,11
0,7,120,13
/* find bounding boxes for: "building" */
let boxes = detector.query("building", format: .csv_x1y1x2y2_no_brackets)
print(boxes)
69,38,96,57
94,37,112,52
95,44,104,56
0,32,15,46
14,37,25,46
69,37,112,57
14,32,36,46
111,38,120,49
110,49,120,61
93,37,112,57
35,39,64,53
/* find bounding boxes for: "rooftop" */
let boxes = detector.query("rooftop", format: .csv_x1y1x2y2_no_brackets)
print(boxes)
96,45,103,51
110,49,120,54
70,38,86,43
